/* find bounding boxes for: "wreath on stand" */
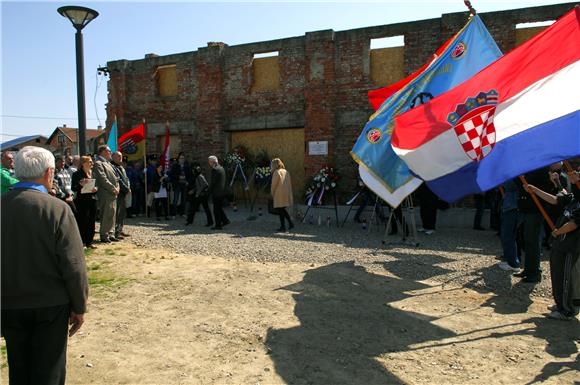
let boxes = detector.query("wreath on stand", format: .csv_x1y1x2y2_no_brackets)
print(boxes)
305,165,340,206
252,150,272,188
224,145,254,192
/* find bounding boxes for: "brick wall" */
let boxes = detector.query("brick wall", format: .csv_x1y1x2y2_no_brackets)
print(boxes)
106,2,577,199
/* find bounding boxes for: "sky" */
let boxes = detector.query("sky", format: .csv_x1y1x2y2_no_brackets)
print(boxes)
0,0,574,144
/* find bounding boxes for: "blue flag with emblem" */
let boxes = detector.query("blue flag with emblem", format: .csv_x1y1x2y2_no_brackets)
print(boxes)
107,121,118,153
351,15,502,207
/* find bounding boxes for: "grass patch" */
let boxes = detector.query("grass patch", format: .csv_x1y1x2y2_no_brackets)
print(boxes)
1,343,6,369
103,248,116,256
87,261,132,296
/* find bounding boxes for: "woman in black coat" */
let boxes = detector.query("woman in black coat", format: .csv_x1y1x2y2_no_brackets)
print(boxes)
71,156,98,248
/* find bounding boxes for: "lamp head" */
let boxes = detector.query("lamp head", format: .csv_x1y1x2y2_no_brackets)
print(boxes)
57,6,99,31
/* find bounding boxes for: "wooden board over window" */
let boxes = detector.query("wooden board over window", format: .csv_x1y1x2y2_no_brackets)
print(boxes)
231,128,305,194
251,56,280,93
370,46,405,87
156,65,177,97
515,26,548,47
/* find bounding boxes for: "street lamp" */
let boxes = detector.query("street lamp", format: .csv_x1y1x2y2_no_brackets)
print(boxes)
57,5,99,156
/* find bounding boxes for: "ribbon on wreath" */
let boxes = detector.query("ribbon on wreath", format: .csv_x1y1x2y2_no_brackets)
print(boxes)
345,190,361,206
305,185,332,206
229,162,249,191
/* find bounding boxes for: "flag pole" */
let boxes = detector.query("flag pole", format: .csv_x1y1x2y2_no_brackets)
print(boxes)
143,118,148,218
519,175,555,230
165,121,170,218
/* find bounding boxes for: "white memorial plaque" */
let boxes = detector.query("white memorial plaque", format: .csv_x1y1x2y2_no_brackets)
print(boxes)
308,141,328,156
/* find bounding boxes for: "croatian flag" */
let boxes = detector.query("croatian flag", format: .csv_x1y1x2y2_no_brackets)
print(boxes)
392,7,580,203
351,15,502,208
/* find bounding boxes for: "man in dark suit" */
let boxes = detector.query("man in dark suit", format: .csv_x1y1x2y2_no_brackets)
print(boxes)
93,145,120,242
112,151,131,239
2,146,88,385
208,155,230,230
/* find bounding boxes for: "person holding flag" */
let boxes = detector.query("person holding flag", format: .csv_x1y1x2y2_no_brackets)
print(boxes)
351,13,502,209
525,168,580,320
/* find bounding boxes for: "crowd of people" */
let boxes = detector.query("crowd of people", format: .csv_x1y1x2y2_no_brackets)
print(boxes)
1,146,299,242
1,145,578,384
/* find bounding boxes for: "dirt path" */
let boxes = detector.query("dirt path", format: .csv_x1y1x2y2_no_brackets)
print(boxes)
2,242,578,384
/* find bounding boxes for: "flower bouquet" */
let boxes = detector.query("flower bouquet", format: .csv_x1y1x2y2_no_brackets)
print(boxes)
254,166,272,187
305,165,340,205
252,149,272,187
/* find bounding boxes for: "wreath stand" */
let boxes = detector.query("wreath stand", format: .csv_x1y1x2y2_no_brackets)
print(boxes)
382,195,420,247
249,182,270,212
341,188,387,230
302,189,340,227
341,187,365,227
229,162,251,209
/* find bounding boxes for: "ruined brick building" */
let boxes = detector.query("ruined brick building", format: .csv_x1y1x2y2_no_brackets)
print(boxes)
105,2,576,197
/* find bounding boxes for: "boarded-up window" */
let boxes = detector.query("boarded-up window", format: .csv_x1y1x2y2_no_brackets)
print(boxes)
231,128,305,194
515,21,553,47
251,52,280,93
370,36,405,87
157,135,182,159
156,65,177,97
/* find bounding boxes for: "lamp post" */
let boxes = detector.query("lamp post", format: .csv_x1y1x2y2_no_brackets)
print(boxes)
57,5,99,156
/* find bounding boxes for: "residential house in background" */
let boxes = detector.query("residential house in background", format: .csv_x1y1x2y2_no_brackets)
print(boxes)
1,135,50,152
46,125,106,156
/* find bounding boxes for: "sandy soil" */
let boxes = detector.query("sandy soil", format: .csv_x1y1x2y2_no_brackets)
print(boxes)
1,240,578,384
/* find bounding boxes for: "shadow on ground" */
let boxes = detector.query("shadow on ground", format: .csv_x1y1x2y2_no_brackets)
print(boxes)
265,261,456,385
265,262,579,385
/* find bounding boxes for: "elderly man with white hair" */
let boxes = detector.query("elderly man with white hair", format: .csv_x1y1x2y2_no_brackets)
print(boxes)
208,155,230,230
1,146,88,385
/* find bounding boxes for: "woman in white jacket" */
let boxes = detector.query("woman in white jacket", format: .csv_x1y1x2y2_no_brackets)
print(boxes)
271,158,294,232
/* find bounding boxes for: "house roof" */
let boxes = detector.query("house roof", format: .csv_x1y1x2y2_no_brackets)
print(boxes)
1,135,48,151
46,126,105,144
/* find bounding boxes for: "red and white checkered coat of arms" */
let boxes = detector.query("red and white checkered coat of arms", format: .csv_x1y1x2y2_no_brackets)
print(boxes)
447,90,499,162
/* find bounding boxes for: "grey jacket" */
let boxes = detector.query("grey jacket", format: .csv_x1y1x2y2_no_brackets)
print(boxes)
93,156,119,201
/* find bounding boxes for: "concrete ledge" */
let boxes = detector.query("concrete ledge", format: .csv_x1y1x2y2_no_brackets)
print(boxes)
291,205,490,229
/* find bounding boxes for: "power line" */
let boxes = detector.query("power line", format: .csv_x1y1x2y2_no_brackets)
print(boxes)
1,114,101,121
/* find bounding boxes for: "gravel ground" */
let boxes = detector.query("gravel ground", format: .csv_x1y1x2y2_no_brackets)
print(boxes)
125,209,553,300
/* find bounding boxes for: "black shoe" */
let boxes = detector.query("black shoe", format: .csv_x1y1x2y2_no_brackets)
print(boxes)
109,236,120,242
100,237,111,243
354,217,362,224
185,222,192,226
222,220,231,227
276,227,287,232
522,276,541,283
288,222,295,230
473,226,485,231
211,226,223,230
513,271,527,278
205,223,213,227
